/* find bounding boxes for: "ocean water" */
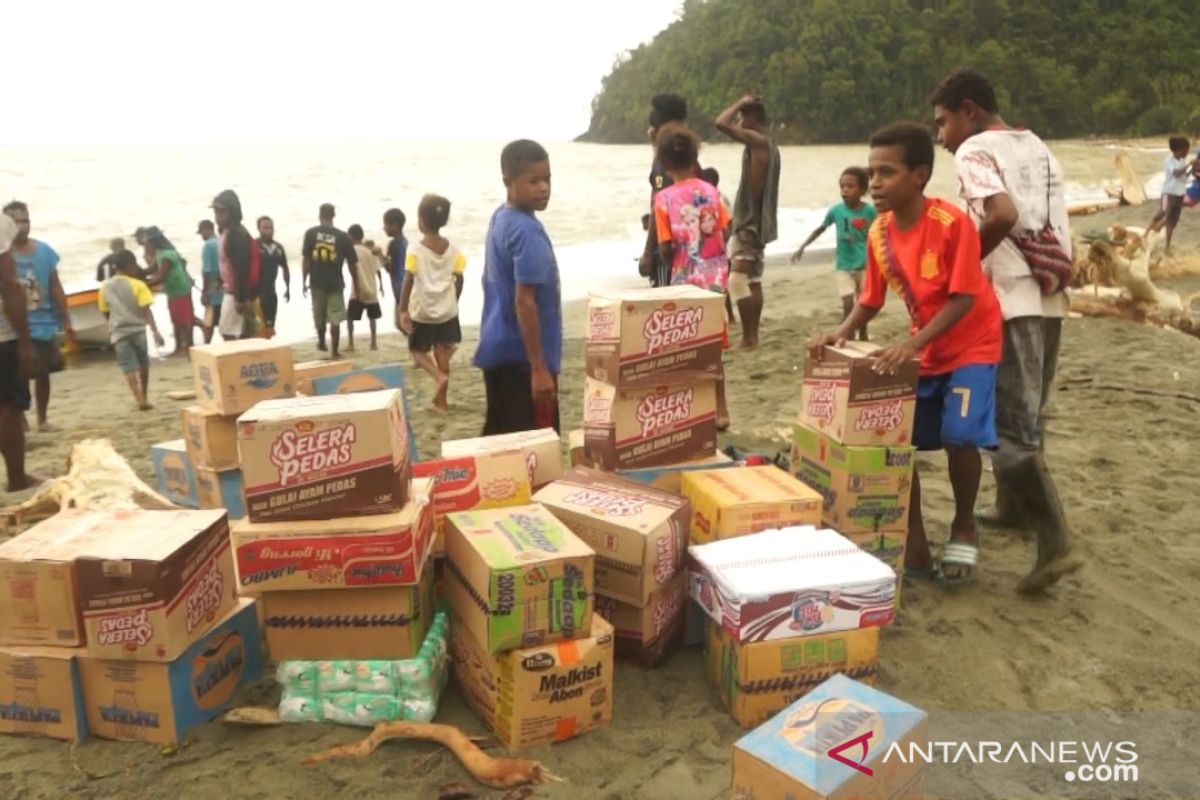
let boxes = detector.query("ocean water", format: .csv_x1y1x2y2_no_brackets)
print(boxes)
0,138,1165,346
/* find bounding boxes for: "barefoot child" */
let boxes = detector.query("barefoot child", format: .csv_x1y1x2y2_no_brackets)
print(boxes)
347,224,385,351
99,250,165,410
143,227,194,357
808,122,1003,585
793,167,876,340
1146,136,1196,257
382,208,408,331
399,195,465,411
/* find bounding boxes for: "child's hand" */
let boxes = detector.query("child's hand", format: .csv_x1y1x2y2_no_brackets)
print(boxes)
806,331,844,358
791,246,806,264
871,341,918,375
153,331,166,348
398,311,413,335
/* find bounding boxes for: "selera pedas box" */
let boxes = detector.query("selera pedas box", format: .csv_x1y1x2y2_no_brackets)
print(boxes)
799,342,918,448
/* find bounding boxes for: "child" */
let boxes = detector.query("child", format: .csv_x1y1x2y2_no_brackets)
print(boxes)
98,250,165,410
144,227,194,357
653,125,732,430
1147,136,1196,256
809,122,1003,586
473,139,561,435
399,195,465,412
383,208,408,331
346,224,385,351
793,167,877,340
699,166,738,326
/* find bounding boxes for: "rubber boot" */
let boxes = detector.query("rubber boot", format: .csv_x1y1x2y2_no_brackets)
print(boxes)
1016,454,1082,594
977,461,1027,528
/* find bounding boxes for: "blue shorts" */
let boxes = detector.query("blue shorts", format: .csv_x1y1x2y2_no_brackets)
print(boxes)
914,364,998,451
114,331,150,375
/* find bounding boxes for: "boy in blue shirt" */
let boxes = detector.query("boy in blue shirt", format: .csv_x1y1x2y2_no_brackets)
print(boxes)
793,167,877,340
473,139,562,435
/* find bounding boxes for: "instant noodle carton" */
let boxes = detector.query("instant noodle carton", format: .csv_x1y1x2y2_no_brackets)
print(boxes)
79,599,263,745
445,505,594,654
451,612,613,751
594,571,687,667
532,466,689,606
583,377,718,471
238,390,412,523
790,422,915,535
845,530,908,611
799,342,919,448
413,451,532,558
586,286,726,386
680,465,823,544
195,467,245,520
231,478,433,592
190,339,295,416
294,359,353,396
617,451,734,494
308,364,420,461
151,439,198,508
731,674,929,800
181,405,240,471
440,428,563,490
688,528,895,643
704,621,880,729
0,646,88,741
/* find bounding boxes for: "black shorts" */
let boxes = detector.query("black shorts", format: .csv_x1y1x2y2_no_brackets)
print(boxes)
482,363,560,436
408,318,462,352
0,341,32,410
1160,194,1185,227
32,339,64,378
347,299,382,321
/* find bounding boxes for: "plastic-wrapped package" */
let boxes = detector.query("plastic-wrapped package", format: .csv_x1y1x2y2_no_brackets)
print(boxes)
279,692,323,723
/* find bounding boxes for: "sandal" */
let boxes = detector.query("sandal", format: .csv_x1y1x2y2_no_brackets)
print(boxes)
937,541,979,586
903,564,937,582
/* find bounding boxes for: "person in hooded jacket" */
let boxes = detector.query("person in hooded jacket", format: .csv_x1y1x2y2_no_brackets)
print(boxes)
211,190,259,340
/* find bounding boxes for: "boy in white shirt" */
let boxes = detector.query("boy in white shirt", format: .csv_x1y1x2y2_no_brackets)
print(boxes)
1146,136,1196,256
346,224,385,350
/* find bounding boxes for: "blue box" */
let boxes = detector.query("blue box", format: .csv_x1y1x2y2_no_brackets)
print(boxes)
732,674,928,800
311,364,420,462
0,646,89,741
151,439,198,508
617,451,736,495
196,467,245,520
79,599,263,745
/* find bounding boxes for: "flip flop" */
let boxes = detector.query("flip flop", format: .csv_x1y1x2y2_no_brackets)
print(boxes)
937,541,979,586
903,565,937,582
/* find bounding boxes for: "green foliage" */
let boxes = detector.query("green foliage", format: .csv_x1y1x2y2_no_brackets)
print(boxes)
580,0,1200,143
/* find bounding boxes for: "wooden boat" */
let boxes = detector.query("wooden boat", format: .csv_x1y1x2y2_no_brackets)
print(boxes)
63,285,109,349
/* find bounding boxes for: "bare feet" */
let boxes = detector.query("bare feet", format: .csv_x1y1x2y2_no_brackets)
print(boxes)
139,402,154,411
330,351,342,361
37,421,59,433
370,342,378,351
7,472,47,492
737,340,759,352
345,343,356,353
433,374,450,411
317,342,328,352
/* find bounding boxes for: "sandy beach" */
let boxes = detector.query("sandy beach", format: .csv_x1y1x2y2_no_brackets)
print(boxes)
0,202,1197,799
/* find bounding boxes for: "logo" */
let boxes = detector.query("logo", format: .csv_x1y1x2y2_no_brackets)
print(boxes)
240,361,280,390
269,422,357,486
652,534,678,584
781,697,883,777
584,393,611,424
481,477,519,502
184,558,225,634
198,366,215,398
191,631,246,710
643,306,703,355
588,307,616,338
160,453,190,498
562,488,643,517
806,382,837,425
539,663,603,703
885,450,913,468
636,387,694,438
651,584,685,637
829,731,875,776
525,451,539,486
437,465,472,486
521,652,556,672
97,608,154,648
854,399,906,433
0,702,62,725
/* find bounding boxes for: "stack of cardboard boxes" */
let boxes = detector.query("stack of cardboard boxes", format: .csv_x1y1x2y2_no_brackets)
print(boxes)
0,509,263,744
790,342,920,607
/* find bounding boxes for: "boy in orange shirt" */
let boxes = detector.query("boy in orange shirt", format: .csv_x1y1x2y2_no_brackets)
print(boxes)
809,121,1003,585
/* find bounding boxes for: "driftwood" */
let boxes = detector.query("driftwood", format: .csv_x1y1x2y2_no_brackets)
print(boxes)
0,439,177,532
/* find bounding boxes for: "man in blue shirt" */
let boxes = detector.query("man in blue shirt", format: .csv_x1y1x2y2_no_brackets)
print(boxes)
3,201,71,432
474,139,562,435
197,220,223,343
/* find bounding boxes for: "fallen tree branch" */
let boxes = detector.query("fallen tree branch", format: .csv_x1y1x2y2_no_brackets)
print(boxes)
1068,294,1200,339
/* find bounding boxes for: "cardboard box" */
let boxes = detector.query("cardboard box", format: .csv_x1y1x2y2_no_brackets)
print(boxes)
191,339,296,416
73,510,239,662
594,571,686,667
440,428,563,490
704,621,880,729
616,451,734,494
261,569,433,661
294,359,353,395
445,504,594,654
451,613,613,751
310,363,405,395
688,528,895,643
586,286,726,386
681,466,824,545
583,377,718,471
0,646,88,741
532,466,689,606
181,405,240,472
231,478,434,592
568,429,587,467
731,674,929,800
0,517,100,646
846,531,907,611
195,467,245,520
79,599,263,745
413,451,532,558
238,390,412,523
790,423,915,535
799,342,919,447
152,439,198,508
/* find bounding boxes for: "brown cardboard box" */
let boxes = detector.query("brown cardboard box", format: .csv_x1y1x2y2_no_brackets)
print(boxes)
585,286,726,386
703,620,880,729
616,451,734,494
231,478,434,592
413,451,532,558
181,405,240,471
440,428,563,490
680,465,824,545
846,530,907,611
594,571,687,667
294,359,353,395
261,569,433,661
790,422,915,535
568,429,587,467
799,342,919,448
583,377,718,470
74,510,239,663
532,466,689,606
238,390,412,523
0,646,88,741
451,613,613,751
445,504,594,654
190,339,296,416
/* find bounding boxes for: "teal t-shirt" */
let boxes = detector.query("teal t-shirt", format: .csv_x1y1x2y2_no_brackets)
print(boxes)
823,202,877,271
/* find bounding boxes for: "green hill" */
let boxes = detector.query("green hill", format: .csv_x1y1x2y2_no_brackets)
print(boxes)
580,0,1200,144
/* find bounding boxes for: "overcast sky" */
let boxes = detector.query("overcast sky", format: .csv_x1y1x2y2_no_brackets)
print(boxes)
6,0,683,145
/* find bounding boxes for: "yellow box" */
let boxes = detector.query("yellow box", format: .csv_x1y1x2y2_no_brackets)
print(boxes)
681,465,823,544
293,359,353,395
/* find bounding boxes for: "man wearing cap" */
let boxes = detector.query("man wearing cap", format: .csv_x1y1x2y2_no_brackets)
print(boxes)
302,203,357,358
0,210,38,490
211,190,259,340
197,219,223,343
